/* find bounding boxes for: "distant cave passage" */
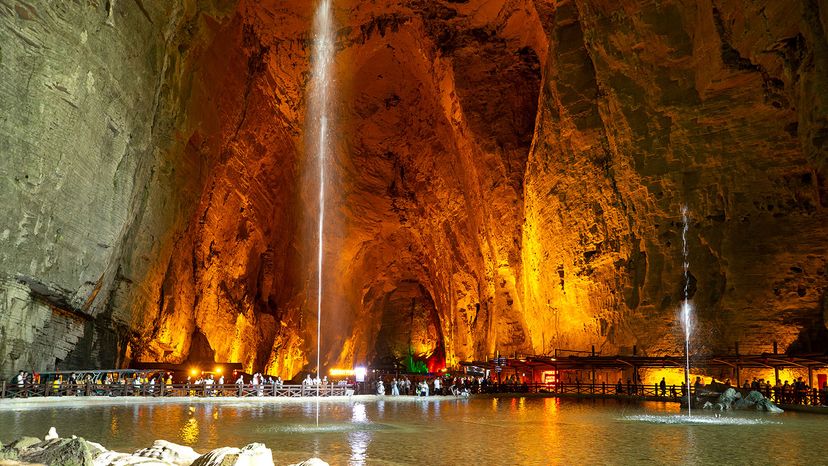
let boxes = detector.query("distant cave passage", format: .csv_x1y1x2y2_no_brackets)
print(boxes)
371,280,445,373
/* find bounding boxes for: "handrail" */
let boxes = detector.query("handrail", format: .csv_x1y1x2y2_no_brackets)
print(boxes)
0,381,355,399
1,381,825,406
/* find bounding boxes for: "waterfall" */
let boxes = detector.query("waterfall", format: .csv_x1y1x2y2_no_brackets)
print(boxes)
309,0,334,425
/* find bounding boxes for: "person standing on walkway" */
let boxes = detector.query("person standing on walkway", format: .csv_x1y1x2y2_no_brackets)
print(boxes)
659,377,667,396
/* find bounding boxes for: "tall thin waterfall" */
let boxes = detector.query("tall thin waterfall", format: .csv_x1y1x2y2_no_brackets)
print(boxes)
681,206,692,416
310,0,334,386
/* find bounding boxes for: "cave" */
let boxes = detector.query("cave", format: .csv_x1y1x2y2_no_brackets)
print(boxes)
368,280,446,373
0,0,827,383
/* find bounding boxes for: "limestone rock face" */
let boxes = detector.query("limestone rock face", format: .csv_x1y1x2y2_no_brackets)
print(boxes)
0,0,826,379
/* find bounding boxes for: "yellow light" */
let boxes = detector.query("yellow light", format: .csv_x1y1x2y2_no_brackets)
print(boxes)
215,366,223,374
190,368,199,377
329,368,355,377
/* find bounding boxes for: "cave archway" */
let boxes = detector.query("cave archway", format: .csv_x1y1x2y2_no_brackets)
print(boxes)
370,280,445,373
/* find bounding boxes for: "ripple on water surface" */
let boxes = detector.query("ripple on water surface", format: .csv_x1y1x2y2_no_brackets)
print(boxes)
622,414,782,426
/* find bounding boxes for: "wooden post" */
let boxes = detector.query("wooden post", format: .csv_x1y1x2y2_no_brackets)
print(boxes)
774,366,780,385
736,363,741,388
1,381,5,398
773,341,778,354
808,367,813,389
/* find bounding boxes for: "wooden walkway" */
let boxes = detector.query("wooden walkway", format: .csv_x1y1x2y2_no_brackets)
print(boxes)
0,382,353,399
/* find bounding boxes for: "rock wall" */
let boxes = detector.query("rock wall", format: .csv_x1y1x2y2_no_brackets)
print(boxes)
0,0,234,378
0,0,825,379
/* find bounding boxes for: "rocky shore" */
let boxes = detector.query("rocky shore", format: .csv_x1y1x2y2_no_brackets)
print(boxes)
0,429,326,466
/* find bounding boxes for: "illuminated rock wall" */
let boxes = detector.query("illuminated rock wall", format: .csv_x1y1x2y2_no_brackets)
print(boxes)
0,0,825,379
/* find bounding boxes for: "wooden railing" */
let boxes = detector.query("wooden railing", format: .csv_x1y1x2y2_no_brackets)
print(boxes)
2,380,825,406
481,382,827,406
0,382,354,399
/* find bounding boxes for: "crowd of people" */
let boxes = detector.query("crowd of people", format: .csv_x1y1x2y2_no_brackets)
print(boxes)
604,375,828,406
6,368,828,406
742,376,823,405
370,375,487,397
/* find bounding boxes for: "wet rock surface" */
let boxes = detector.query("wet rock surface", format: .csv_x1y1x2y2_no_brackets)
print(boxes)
0,0,826,378
1,429,316,466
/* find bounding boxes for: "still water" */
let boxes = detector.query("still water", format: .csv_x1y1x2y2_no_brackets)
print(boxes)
1,396,825,465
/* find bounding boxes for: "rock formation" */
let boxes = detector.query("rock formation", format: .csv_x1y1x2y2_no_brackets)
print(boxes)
0,0,826,379
0,428,322,466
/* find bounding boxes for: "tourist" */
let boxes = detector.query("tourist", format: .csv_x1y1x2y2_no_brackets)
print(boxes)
693,376,703,393
615,379,623,394
391,378,399,396
434,377,442,396
782,380,791,404
659,377,666,396
15,371,25,395
376,380,385,396
235,374,244,396
52,376,62,396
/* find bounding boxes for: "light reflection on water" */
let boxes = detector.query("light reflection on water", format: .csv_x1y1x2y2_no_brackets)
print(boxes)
1,398,827,465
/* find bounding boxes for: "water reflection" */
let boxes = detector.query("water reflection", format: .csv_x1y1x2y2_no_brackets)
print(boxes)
348,430,371,465
2,398,826,465
351,403,368,424
180,417,199,445
109,411,119,437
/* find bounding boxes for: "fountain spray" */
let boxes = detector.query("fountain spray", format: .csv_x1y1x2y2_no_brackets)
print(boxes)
681,206,692,417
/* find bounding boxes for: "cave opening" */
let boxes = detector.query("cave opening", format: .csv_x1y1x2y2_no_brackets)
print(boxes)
370,280,445,373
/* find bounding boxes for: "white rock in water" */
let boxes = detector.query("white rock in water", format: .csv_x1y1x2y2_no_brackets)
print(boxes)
191,447,240,466
132,440,200,465
289,459,329,466
94,450,177,465
191,443,273,466
44,427,58,441
238,443,273,466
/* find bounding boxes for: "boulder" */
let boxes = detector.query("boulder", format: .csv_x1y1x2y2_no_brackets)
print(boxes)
191,444,273,466
757,398,784,413
703,389,784,413
131,441,200,465
743,391,766,404
715,388,741,410
0,448,20,461
93,450,177,466
19,438,93,466
6,439,40,451
288,459,329,466
0,438,42,462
